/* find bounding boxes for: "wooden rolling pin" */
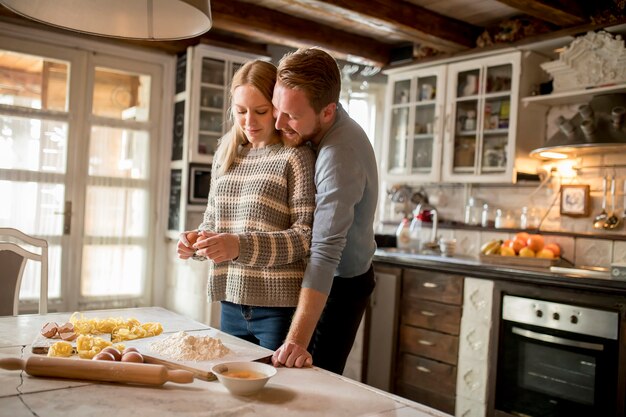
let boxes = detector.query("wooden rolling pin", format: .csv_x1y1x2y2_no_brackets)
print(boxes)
0,356,194,385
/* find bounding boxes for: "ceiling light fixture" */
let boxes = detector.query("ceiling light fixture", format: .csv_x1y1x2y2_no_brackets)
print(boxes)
0,0,211,40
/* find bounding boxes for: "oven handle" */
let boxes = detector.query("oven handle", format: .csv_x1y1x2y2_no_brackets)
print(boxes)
512,326,605,351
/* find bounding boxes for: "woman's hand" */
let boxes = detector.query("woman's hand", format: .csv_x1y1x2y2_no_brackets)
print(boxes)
194,231,240,263
177,231,198,259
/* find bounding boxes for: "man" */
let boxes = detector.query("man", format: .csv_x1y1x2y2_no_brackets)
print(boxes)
270,47,378,374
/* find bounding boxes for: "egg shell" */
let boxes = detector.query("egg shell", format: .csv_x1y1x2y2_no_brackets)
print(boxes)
121,351,144,363
122,346,139,356
101,346,122,361
93,351,116,361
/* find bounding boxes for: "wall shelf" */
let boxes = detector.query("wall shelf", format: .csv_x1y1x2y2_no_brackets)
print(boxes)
522,84,626,107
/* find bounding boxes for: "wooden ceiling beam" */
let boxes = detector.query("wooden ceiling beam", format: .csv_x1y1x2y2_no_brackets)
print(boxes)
494,0,588,26
291,0,482,52
209,0,392,66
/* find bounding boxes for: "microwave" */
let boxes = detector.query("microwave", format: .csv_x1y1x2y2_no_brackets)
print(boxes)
188,163,211,205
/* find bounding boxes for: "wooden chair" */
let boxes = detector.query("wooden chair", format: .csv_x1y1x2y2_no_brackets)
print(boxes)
0,228,48,315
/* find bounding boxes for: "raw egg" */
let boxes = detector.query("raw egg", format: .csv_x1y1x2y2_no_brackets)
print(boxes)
101,346,122,361
121,351,144,363
93,351,116,361
122,346,139,356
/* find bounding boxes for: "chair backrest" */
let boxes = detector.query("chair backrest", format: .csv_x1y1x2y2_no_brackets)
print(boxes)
0,228,48,315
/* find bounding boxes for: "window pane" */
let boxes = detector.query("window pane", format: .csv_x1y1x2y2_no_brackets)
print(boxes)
0,180,65,235
92,67,151,121
89,126,149,178
0,50,69,111
84,185,148,237
0,116,68,172
81,245,144,296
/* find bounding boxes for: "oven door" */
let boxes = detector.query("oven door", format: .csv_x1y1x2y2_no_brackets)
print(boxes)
495,319,618,417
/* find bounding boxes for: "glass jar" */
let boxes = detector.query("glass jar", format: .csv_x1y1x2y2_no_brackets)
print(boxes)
519,206,528,229
464,197,479,225
481,203,489,227
495,209,516,229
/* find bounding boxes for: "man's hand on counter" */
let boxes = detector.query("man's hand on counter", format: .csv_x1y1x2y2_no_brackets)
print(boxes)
272,341,313,368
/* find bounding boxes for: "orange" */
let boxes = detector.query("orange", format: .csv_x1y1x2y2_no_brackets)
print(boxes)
500,246,516,256
536,248,555,259
519,247,535,257
508,238,526,254
544,243,561,257
515,232,530,243
526,234,544,252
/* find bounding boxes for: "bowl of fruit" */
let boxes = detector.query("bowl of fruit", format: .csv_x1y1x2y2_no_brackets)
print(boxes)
480,232,562,267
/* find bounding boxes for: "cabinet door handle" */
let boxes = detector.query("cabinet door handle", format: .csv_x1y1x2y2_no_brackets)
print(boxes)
416,366,431,373
423,282,438,288
418,339,434,346
420,310,436,317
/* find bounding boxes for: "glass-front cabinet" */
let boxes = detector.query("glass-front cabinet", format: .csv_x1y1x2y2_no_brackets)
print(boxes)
384,66,446,183
382,51,548,185
188,49,251,163
442,53,520,183
168,45,264,236
441,51,550,183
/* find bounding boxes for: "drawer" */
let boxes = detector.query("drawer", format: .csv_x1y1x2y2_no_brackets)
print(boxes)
399,324,459,365
395,381,455,415
401,299,461,335
397,352,456,395
403,270,463,305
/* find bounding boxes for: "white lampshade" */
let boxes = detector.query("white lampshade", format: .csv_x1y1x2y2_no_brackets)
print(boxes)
0,0,211,40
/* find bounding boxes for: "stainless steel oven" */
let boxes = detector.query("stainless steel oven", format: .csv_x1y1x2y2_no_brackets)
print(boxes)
495,295,620,417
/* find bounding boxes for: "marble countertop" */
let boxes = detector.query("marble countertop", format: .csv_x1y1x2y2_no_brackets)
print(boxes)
374,248,626,295
0,307,451,417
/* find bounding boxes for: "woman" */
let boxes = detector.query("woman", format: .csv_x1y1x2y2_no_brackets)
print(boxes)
177,60,315,350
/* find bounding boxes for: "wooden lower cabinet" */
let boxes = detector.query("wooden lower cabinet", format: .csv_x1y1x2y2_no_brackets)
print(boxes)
393,268,464,414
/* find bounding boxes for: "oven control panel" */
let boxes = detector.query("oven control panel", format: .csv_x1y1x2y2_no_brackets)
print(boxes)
502,295,618,340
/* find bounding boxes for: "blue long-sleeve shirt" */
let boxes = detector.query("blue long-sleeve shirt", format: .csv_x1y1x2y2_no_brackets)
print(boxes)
302,105,379,295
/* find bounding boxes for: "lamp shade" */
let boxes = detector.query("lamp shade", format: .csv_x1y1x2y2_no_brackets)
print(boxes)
0,0,211,40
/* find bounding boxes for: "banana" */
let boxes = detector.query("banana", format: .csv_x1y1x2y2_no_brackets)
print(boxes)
481,239,503,255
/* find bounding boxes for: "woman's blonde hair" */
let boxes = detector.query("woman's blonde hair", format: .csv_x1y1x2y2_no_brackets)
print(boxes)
214,60,278,175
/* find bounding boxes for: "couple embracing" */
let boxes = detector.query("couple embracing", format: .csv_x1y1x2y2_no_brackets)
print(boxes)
177,47,378,374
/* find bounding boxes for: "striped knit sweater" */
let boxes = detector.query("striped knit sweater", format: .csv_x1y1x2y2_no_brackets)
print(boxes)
198,143,316,307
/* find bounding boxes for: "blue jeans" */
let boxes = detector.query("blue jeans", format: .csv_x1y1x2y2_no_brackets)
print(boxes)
220,301,295,351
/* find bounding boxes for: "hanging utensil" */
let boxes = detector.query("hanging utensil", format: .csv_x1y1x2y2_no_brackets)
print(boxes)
593,175,608,229
604,175,621,229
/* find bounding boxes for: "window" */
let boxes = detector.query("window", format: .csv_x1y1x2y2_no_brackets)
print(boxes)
0,30,169,312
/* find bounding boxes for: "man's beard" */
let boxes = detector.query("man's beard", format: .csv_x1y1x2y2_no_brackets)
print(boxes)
281,119,322,147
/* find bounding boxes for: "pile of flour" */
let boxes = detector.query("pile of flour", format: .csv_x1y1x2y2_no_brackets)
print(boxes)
150,331,230,361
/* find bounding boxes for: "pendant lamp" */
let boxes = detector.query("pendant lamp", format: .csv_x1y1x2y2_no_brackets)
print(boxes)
0,0,211,40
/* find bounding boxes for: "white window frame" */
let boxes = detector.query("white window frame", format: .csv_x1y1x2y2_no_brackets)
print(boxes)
0,21,175,312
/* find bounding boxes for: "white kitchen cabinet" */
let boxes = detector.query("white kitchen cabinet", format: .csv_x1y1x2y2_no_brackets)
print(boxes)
443,51,548,183
382,50,548,185
382,66,447,183
167,45,266,236
185,45,264,164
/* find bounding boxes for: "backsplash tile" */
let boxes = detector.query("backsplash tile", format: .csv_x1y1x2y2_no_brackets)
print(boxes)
575,238,613,267
454,230,480,257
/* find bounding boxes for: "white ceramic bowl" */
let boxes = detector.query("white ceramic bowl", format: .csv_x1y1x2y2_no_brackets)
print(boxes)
212,361,277,395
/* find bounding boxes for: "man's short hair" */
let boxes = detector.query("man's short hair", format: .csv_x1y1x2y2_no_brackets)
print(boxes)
277,47,341,113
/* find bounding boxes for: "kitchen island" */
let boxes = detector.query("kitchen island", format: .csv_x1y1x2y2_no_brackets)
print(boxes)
0,307,451,417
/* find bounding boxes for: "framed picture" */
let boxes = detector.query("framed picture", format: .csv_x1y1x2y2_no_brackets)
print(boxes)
560,184,590,217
